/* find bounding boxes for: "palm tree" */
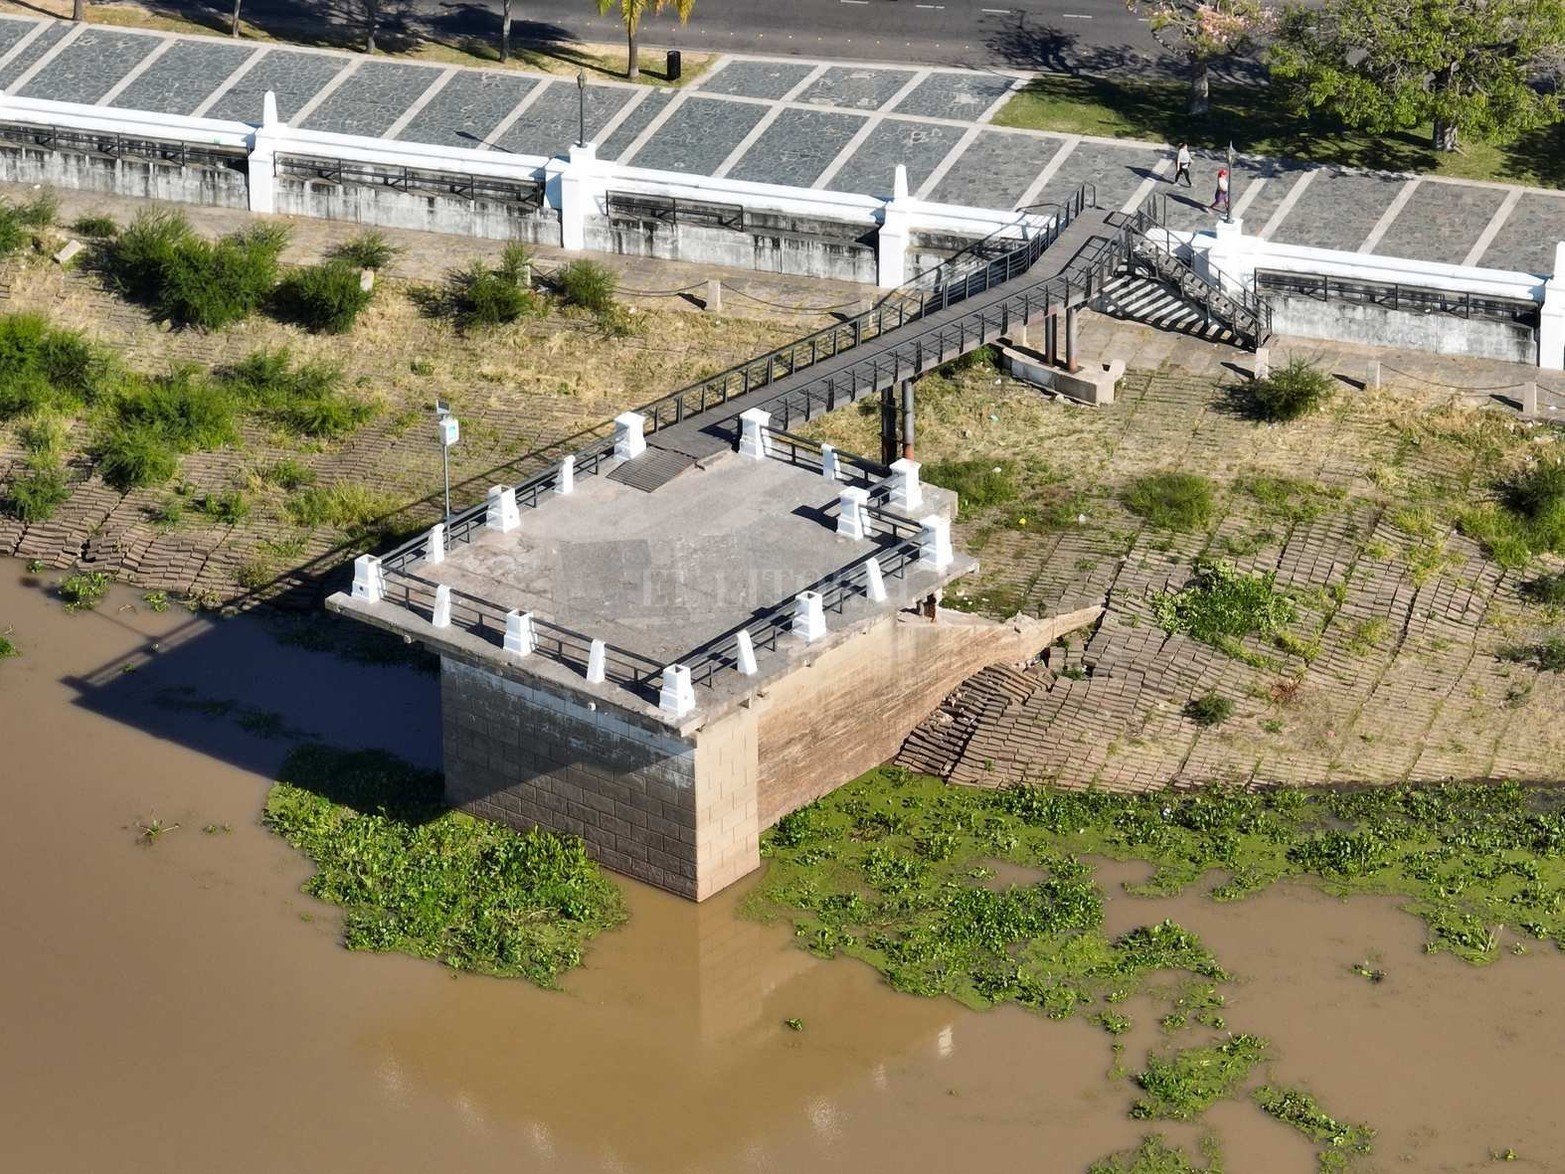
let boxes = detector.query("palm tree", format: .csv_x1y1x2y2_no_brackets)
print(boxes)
595,0,694,81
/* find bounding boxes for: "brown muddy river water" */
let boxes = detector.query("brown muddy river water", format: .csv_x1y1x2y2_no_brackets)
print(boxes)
1,559,1562,1172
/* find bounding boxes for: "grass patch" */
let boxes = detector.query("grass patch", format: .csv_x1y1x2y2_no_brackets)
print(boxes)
70,214,118,240
1253,1086,1374,1171
1235,475,1342,525
1122,472,1215,532
106,211,288,330
1521,572,1565,606
264,744,626,985
221,349,375,439
1155,561,1297,658
0,313,110,420
0,193,57,260
284,482,398,533
1131,1035,1269,1120
1184,692,1234,727
3,461,70,521
425,243,539,332
276,261,375,334
1499,637,1565,674
1460,459,1565,568
552,258,618,315
923,458,1020,512
1236,358,1333,423
92,367,240,490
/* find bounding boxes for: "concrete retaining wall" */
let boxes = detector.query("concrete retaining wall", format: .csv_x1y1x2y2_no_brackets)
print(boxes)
0,143,248,209
276,177,561,245
585,214,877,282
1269,293,1537,364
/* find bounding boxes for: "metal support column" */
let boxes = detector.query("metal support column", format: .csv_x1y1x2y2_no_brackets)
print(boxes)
901,378,915,460
880,383,898,467
1064,306,1080,373
1044,313,1058,367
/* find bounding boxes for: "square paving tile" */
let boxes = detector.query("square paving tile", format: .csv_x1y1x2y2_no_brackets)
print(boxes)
826,117,964,198
602,89,675,161
0,21,68,91
1029,140,1159,217
496,83,634,158
927,129,1062,210
699,58,813,100
627,95,768,175
16,27,154,103
300,59,445,138
799,65,917,111
726,107,866,187
207,48,346,123
1265,167,1407,253
1372,179,1507,266
890,71,1012,119
1156,152,1303,234
1479,192,1565,275
0,17,38,62
393,70,537,148
108,37,253,116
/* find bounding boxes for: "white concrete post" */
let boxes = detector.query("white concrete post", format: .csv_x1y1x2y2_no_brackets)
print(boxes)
705,278,722,313
586,638,607,683
613,411,646,460
888,457,923,512
1366,359,1382,390
1540,242,1565,372
431,583,452,629
426,522,446,564
735,629,758,676
876,164,913,289
1523,381,1540,417
503,609,535,657
919,515,953,570
792,591,827,643
821,443,841,483
1253,346,1269,381
658,664,695,717
837,486,872,540
246,90,279,215
350,554,384,603
555,454,575,495
486,485,520,531
738,408,773,460
1196,217,1255,297
557,141,600,252
863,556,887,602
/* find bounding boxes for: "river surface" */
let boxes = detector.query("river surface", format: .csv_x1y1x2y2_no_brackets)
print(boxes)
1,559,1561,1172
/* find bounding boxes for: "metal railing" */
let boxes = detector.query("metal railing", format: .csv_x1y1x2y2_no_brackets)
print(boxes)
1253,270,1539,326
605,190,745,230
278,154,545,206
764,429,888,485
0,121,245,169
1116,205,1273,346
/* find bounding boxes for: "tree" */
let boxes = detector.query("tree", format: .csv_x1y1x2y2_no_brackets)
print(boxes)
362,0,382,54
1123,0,1270,114
1271,0,1565,151
501,0,514,62
230,0,244,37
596,0,695,81
72,0,88,21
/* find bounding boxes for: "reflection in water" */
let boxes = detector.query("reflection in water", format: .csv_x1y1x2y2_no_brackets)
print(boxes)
4,560,1565,1172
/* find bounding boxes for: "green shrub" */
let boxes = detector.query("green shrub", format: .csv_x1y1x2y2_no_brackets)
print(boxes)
13,192,55,229
1242,357,1332,422
277,260,374,334
1184,692,1234,727
922,459,1019,511
1155,561,1297,656
109,213,288,329
94,368,241,488
1522,572,1565,606
221,349,374,439
328,229,400,271
0,194,57,260
198,488,250,525
71,214,119,239
937,344,996,377
0,314,108,419
94,422,179,490
442,257,536,331
0,630,16,659
147,494,184,529
1122,471,1216,531
3,461,69,521
58,570,112,612
262,458,315,490
554,258,617,314
1131,1035,1270,1120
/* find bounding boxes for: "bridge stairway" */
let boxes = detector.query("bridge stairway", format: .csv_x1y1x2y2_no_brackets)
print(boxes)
1095,273,1247,347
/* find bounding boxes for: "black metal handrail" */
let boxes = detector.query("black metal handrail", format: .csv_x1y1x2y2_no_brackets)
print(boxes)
764,429,888,484
1118,205,1273,345
0,121,245,168
277,154,545,206
1253,270,1539,325
605,190,745,230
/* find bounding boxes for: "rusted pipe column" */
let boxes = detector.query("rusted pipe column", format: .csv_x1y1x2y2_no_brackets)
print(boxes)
1064,307,1080,373
901,378,915,460
880,384,898,467
1044,313,1058,366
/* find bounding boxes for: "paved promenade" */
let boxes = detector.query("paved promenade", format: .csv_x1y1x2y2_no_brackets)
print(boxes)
1,14,1564,275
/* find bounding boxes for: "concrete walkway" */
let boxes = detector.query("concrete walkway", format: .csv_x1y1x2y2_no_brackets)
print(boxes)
0,12,1562,276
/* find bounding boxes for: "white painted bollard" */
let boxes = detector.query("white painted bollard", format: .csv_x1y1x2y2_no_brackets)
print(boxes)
426,522,446,564
586,639,607,684
705,278,722,314
486,485,520,531
555,454,575,495
821,443,841,483
359,268,375,293
735,629,758,676
738,408,773,460
1253,346,1269,381
792,591,827,643
350,555,384,603
614,411,646,460
431,583,451,629
863,557,887,602
888,457,923,512
837,486,872,540
1366,359,1381,390
919,516,953,570
503,609,535,657
659,664,696,717
1524,382,1540,417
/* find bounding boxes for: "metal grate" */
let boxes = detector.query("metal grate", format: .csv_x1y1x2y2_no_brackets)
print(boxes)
606,447,696,492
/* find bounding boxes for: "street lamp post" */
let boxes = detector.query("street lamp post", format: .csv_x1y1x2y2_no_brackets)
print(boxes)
435,400,459,527
576,69,586,147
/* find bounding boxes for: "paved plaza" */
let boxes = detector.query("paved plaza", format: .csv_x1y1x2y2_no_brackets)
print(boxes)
1,14,1564,274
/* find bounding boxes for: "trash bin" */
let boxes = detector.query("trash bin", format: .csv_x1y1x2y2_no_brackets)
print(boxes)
666,49,682,82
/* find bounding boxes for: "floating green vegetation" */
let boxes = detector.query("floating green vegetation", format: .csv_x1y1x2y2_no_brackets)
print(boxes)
1253,1086,1375,1171
58,570,111,612
1154,561,1297,659
1121,472,1216,532
0,629,17,659
266,746,624,985
1086,1134,1224,1174
1132,1035,1269,1120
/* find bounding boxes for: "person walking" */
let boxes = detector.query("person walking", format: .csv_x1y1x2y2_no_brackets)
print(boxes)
1172,142,1192,188
1210,167,1230,214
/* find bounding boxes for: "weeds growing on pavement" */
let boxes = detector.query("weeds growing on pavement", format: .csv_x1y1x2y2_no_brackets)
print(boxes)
553,259,618,315
276,260,375,334
1498,637,1565,674
106,212,289,330
1154,561,1297,659
1122,472,1216,532
1238,358,1333,423
264,744,626,984
923,459,1020,511
1184,692,1234,727
284,482,398,534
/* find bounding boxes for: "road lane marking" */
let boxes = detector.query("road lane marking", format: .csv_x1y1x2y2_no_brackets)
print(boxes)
190,45,266,118
617,87,691,164
1123,157,1172,214
916,123,981,199
290,57,360,127
8,19,86,95
714,62,827,178
476,77,551,151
